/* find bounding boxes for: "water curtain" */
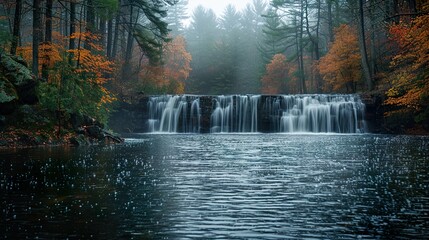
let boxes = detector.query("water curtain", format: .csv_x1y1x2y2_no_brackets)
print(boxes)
146,95,367,133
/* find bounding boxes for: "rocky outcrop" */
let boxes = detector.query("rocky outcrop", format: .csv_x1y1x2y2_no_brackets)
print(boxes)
0,53,124,147
0,52,38,115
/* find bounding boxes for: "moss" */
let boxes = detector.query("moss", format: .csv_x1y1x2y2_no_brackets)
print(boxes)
0,52,34,87
0,76,18,103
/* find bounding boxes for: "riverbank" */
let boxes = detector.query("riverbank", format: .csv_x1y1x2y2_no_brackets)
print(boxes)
0,125,123,148
361,92,429,135
0,52,123,148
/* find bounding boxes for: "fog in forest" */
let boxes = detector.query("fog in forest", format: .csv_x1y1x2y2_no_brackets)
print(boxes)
1,0,427,122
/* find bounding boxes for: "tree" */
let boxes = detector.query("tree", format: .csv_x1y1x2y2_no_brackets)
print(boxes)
32,0,42,77
164,0,189,36
138,35,192,94
357,0,373,90
261,54,292,94
185,5,219,94
10,0,21,55
237,0,268,93
317,24,362,93
215,4,242,94
259,8,287,64
385,2,429,123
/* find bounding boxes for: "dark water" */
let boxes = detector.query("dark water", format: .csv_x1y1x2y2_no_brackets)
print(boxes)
1,134,429,239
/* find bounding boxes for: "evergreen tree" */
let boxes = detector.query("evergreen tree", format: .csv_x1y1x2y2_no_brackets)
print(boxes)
185,6,219,94
259,8,287,64
164,0,189,36
237,0,268,93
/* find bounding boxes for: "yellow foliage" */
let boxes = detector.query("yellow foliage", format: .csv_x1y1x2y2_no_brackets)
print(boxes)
317,24,361,93
385,2,429,114
139,36,192,94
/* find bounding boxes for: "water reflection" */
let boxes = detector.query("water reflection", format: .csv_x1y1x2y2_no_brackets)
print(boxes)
1,134,429,239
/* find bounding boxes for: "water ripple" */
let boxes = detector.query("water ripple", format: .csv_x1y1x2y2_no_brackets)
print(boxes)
1,134,429,239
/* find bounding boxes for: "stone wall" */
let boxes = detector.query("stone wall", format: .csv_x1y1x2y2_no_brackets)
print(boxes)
109,95,370,134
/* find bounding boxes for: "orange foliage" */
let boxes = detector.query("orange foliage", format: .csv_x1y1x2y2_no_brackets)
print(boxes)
139,36,192,94
317,24,361,93
17,31,65,82
17,31,116,106
261,54,291,94
385,2,429,114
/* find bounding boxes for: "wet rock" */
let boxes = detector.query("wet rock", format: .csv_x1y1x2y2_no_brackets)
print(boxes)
0,76,18,114
0,52,38,106
70,113,104,131
70,134,91,146
82,125,124,144
86,125,104,140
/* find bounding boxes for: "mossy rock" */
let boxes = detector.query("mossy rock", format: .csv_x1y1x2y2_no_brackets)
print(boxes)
0,53,34,87
0,76,18,114
0,52,38,105
0,76,18,103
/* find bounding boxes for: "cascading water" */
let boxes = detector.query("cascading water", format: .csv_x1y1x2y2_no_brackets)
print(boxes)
146,94,367,134
147,95,200,133
271,95,367,133
210,95,260,133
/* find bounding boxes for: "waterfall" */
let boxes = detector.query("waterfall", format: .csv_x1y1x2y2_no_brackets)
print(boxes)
147,95,200,133
268,95,366,133
146,94,367,134
210,95,260,133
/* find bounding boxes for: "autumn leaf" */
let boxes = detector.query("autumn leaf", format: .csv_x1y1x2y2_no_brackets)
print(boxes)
317,24,362,93
261,54,290,94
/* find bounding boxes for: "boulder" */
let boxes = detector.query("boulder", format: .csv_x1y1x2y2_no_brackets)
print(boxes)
0,76,18,114
0,52,38,106
80,124,123,144
70,134,91,146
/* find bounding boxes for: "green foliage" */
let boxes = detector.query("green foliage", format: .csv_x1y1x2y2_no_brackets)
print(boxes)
260,8,287,64
0,77,18,103
37,57,113,125
94,0,119,19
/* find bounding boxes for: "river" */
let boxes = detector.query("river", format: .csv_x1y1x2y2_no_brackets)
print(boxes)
1,134,428,239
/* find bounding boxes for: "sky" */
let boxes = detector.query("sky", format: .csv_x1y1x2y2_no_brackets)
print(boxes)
187,0,256,17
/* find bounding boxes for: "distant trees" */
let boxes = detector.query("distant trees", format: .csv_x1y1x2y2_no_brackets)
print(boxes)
165,0,189,36
1,0,428,127
185,5,219,94
185,1,268,94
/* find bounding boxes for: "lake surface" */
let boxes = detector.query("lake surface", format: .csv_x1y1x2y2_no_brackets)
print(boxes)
1,134,429,239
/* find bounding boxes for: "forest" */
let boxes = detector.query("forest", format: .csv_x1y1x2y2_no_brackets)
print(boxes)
0,0,428,143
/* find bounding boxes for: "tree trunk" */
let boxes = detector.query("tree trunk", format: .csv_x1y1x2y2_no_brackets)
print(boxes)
68,1,76,65
84,0,95,50
107,18,113,58
32,0,42,77
358,0,373,90
45,0,52,42
327,0,334,44
304,0,321,92
369,0,376,83
408,0,417,13
111,4,121,60
299,1,306,94
10,0,21,55
42,0,53,81
99,19,106,50
122,5,135,81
